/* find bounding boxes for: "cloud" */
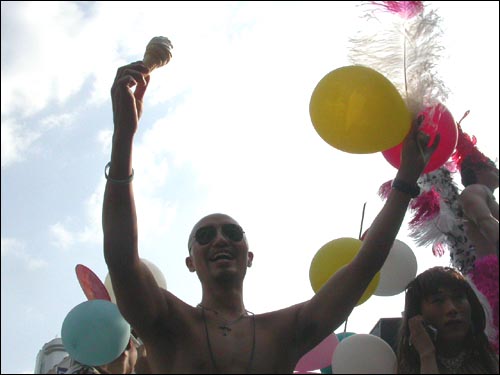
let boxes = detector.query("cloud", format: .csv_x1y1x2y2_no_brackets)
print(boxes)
1,112,77,169
48,163,178,252
2,2,85,116
1,238,48,270
1,2,259,117
1,118,41,168
39,113,76,132
49,222,76,250
49,187,105,250
97,129,113,154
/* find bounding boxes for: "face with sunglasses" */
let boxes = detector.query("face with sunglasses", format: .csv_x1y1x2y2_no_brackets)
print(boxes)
186,214,253,279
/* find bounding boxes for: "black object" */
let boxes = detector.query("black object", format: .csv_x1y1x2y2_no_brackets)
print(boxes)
370,317,403,352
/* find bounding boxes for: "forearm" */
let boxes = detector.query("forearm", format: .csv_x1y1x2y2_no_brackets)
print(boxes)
102,133,138,267
354,169,416,275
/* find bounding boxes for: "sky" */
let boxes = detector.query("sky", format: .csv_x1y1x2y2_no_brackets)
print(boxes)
1,1,498,373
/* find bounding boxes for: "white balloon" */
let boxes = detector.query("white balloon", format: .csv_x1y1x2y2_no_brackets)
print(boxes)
142,259,167,290
331,334,396,374
374,239,418,296
104,258,167,303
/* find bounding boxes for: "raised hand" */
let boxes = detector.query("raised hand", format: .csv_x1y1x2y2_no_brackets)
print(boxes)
110,62,150,136
408,315,436,357
400,115,441,180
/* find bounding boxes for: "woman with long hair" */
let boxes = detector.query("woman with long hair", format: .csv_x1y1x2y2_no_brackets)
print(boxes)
396,266,498,373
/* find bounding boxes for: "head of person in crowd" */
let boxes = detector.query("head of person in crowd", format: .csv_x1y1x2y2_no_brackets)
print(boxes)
452,115,499,189
396,266,498,374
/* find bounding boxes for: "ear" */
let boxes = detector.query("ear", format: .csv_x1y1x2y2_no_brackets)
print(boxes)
247,251,254,267
185,256,196,272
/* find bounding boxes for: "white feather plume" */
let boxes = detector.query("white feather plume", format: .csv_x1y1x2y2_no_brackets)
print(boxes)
348,1,449,116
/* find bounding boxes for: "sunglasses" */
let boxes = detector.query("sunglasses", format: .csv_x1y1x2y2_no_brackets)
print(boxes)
194,224,245,246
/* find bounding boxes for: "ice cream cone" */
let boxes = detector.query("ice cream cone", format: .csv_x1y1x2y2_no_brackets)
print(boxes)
143,36,173,72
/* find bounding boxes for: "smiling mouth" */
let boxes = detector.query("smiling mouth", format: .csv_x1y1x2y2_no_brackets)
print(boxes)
211,253,234,262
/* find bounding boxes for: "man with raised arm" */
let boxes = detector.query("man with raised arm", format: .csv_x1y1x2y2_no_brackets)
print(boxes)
103,60,438,373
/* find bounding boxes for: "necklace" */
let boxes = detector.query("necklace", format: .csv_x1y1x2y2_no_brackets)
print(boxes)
198,304,250,336
437,350,467,374
198,304,256,373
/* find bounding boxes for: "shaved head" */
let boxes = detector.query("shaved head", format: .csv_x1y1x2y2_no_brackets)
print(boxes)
188,213,242,251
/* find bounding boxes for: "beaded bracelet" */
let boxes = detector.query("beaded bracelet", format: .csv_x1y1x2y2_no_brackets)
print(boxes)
391,178,420,198
104,162,134,184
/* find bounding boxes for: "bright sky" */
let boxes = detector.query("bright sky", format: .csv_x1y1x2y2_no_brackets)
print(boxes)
1,1,498,373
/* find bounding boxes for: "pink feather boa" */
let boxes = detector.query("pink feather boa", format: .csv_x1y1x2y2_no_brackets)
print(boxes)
468,254,499,354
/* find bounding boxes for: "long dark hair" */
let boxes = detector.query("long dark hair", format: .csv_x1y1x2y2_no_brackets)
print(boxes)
396,266,498,373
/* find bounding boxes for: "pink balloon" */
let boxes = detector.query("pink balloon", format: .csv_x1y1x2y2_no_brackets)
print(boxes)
382,103,457,173
295,332,339,372
75,264,111,301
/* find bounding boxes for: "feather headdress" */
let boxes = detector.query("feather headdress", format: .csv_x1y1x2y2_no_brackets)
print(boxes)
348,1,449,116
452,110,495,172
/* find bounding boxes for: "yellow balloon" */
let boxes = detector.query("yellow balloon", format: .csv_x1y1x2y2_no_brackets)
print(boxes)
309,65,411,154
309,237,380,306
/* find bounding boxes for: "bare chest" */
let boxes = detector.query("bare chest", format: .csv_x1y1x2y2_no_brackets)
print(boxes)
148,313,295,373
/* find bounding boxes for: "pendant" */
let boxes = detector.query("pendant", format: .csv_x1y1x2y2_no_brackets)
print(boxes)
219,325,232,336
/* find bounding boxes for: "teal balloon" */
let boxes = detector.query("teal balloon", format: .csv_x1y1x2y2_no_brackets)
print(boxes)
61,300,130,366
320,365,333,373
336,332,355,342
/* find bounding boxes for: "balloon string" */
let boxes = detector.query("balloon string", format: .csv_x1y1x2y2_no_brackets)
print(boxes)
358,202,367,239
339,202,367,336
340,203,366,337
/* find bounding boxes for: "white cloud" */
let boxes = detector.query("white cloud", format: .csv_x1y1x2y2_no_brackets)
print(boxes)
76,189,106,246
1,238,48,270
1,237,22,256
47,163,178,251
1,2,100,117
1,118,41,168
39,113,76,132
49,190,104,250
1,112,76,169
97,129,113,154
49,222,75,250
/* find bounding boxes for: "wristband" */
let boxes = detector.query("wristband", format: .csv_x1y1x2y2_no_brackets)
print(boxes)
391,178,420,198
104,162,134,184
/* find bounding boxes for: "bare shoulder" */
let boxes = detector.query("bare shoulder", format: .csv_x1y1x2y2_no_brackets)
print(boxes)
460,184,492,201
462,183,489,195
255,302,305,328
